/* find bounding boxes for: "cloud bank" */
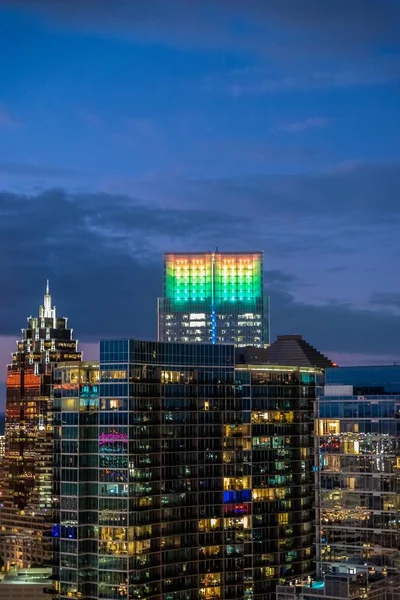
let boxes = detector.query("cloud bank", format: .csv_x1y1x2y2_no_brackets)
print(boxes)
0,177,399,359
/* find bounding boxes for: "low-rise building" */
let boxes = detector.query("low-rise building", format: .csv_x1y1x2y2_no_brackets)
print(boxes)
0,567,52,600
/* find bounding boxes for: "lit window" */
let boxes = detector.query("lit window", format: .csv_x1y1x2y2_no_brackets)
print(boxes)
278,513,289,525
319,420,340,435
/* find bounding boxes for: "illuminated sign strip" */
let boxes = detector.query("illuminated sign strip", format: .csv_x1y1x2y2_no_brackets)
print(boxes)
99,433,128,445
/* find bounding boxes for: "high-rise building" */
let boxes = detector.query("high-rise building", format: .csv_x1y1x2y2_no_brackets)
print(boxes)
234,357,325,599
52,361,99,600
317,367,400,587
54,338,327,600
157,251,269,347
277,365,400,600
0,282,81,569
325,365,400,394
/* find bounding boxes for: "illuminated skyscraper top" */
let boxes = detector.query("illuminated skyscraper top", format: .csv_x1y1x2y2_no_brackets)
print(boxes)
12,280,81,368
158,251,269,346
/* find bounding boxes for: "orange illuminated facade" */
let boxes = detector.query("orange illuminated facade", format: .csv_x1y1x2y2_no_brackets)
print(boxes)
0,282,81,569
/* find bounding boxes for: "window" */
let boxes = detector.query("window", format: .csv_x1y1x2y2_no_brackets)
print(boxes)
319,419,340,435
278,513,289,525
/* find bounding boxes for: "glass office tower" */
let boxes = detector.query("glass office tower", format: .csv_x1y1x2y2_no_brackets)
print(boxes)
278,367,400,600
99,340,239,600
235,361,324,599
52,361,100,600
158,251,269,347
55,339,324,600
325,365,400,395
277,366,400,600
55,340,236,600
317,367,400,583
0,282,81,569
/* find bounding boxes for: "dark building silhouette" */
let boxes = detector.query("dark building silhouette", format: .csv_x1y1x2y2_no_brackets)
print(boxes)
236,334,336,369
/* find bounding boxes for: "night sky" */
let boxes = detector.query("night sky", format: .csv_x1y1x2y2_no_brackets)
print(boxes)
1,1,400,409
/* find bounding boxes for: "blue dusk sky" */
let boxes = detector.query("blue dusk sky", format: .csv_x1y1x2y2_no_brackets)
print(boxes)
1,0,400,407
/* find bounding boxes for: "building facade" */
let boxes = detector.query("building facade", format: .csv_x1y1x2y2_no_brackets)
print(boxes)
234,361,324,599
305,365,400,600
317,366,400,580
54,339,324,600
325,365,400,395
52,361,100,600
0,283,81,569
158,251,269,347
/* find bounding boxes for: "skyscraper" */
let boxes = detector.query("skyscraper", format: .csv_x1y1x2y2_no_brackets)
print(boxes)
276,365,400,600
316,367,400,590
55,340,236,600
52,361,99,600
234,358,325,599
0,282,81,569
54,338,326,600
157,251,269,347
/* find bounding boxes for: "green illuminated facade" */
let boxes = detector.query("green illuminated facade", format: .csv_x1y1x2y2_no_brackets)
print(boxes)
158,251,269,347
165,252,213,303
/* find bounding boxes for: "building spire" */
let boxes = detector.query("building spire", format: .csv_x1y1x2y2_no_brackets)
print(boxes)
42,279,55,320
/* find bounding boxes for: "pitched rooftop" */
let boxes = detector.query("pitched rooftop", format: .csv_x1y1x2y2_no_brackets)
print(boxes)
236,334,336,369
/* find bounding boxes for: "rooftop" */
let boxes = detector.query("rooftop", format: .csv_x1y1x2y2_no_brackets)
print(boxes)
0,568,52,586
236,335,336,369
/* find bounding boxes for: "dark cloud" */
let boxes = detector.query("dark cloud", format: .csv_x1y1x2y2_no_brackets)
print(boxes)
6,0,400,58
370,292,400,308
0,187,399,360
0,188,253,338
264,270,296,285
250,0,400,41
149,162,400,225
269,287,400,356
